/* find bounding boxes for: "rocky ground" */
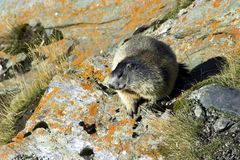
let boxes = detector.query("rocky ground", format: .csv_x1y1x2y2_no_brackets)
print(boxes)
189,84,240,159
0,0,239,159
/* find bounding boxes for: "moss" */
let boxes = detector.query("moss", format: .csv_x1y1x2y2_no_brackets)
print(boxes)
161,0,194,23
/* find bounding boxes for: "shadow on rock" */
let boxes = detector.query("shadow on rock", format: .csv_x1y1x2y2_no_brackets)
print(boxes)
169,56,227,103
190,56,227,82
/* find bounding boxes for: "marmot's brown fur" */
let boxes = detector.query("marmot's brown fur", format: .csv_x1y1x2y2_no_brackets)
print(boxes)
107,35,179,116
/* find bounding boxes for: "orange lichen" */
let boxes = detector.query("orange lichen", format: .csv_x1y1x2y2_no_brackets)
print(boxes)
195,19,205,26
56,109,64,117
0,152,10,159
29,87,59,122
49,122,65,132
88,102,99,117
81,82,94,90
210,21,220,29
78,64,94,79
166,38,172,45
115,0,122,5
118,119,135,126
105,68,112,74
72,53,88,67
84,116,95,124
123,143,130,151
182,16,187,22
7,142,16,148
213,0,221,8
65,124,72,135
108,108,116,115
229,28,240,39
12,132,24,143
94,70,105,81
104,125,116,142
70,100,75,105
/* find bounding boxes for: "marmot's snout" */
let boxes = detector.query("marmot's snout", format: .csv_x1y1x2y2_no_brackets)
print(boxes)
107,75,126,90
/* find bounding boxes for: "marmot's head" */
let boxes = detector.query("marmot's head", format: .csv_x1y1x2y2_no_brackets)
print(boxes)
107,59,141,90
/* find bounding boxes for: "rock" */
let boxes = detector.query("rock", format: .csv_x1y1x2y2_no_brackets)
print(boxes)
161,109,172,120
0,0,175,60
189,84,240,116
0,53,164,159
194,105,206,120
146,0,240,74
213,117,233,132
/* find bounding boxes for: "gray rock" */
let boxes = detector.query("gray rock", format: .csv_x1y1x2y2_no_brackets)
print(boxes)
161,109,172,120
213,117,233,132
6,53,28,69
194,105,206,119
189,84,240,116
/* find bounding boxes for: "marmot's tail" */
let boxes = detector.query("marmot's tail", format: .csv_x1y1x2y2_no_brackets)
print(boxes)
178,63,190,78
170,63,191,98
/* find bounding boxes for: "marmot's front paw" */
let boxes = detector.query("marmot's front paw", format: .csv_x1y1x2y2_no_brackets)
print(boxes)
127,107,139,118
128,110,135,118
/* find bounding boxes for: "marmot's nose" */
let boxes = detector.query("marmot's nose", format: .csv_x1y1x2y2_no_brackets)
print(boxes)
109,83,125,90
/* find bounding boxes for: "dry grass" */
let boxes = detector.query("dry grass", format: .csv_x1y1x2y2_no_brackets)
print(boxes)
0,59,69,144
208,55,240,89
0,23,44,55
0,24,70,144
158,100,201,159
191,53,240,90
0,71,51,144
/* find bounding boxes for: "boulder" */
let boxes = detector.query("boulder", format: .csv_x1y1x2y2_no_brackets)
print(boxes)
189,84,240,116
0,53,165,159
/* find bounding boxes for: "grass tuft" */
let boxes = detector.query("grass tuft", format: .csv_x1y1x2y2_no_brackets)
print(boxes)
0,65,52,144
0,23,44,55
158,100,201,159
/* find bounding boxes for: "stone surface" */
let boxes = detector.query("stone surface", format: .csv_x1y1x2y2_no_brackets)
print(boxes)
144,0,240,74
194,105,206,119
189,84,240,116
0,0,176,63
0,53,165,159
213,117,233,132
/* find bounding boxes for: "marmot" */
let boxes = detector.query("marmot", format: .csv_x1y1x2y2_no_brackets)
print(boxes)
106,35,180,116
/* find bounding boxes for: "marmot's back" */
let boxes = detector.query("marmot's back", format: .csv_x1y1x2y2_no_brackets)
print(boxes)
112,35,177,70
